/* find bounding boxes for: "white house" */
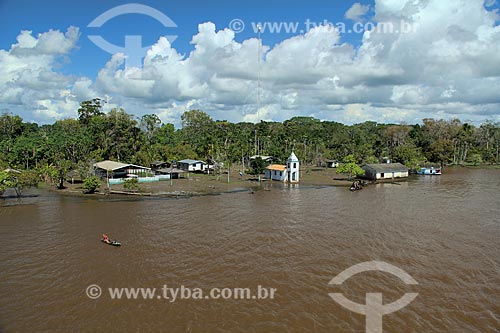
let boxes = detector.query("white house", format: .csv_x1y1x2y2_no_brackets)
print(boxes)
362,163,409,180
93,160,151,179
325,160,340,168
265,164,287,181
264,151,300,183
177,159,207,172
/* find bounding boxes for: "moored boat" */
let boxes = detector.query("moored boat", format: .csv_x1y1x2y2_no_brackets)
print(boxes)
416,167,442,175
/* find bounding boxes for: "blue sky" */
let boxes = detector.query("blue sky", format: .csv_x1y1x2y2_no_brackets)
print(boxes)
1,0,500,126
1,0,371,77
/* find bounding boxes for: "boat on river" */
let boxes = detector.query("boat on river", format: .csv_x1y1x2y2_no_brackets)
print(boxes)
102,239,121,246
101,233,121,246
416,167,442,175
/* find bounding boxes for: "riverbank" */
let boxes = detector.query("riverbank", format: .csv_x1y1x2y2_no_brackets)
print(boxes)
7,164,497,199
54,166,353,198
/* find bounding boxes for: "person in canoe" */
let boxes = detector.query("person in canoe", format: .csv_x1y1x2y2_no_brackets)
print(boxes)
102,233,111,244
102,234,121,246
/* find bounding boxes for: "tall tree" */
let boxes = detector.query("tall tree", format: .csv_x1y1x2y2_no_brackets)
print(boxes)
181,110,214,159
140,114,162,144
78,98,104,125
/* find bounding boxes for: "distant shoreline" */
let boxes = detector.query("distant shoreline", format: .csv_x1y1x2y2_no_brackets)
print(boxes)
3,165,499,201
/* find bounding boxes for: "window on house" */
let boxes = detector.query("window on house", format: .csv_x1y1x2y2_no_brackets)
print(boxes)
293,163,296,168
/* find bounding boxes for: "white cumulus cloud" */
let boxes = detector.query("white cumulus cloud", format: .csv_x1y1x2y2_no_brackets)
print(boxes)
345,3,371,22
1,0,500,125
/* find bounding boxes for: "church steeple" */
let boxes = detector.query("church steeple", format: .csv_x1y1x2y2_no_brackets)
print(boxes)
286,150,299,183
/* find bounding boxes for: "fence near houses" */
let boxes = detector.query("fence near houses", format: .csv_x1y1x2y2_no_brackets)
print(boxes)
108,175,170,185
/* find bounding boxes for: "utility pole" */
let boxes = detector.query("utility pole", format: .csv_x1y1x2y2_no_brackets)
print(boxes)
255,24,262,158
257,23,261,116
256,24,262,184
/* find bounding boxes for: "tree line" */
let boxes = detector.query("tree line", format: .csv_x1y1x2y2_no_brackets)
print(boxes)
1,98,499,188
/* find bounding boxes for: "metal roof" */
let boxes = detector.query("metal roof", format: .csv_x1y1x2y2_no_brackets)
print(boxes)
178,159,206,164
94,160,150,171
3,168,21,173
156,168,187,174
250,155,273,160
363,163,409,172
151,160,168,165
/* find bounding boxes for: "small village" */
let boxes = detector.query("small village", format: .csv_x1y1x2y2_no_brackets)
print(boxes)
65,151,421,197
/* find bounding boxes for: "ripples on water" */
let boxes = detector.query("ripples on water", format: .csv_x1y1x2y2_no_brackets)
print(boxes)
0,168,499,332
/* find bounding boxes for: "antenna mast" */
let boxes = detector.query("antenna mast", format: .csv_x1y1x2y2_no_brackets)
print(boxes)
257,24,261,115
255,24,262,156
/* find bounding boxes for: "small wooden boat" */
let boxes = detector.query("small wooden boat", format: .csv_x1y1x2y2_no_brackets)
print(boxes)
416,167,442,175
101,239,121,246
350,181,364,191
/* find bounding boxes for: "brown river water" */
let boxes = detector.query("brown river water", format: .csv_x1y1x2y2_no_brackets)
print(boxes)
0,168,499,332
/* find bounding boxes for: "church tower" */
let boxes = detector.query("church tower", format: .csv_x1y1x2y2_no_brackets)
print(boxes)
286,151,299,183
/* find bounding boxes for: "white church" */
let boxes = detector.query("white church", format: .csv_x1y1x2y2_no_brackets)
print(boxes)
264,151,300,183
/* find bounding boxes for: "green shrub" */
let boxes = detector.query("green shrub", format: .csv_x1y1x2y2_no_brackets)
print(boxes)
249,157,266,175
0,171,16,192
123,178,140,192
83,176,101,193
17,170,40,188
337,155,365,180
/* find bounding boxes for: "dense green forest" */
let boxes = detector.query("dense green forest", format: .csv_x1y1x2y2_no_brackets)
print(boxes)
1,98,499,188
